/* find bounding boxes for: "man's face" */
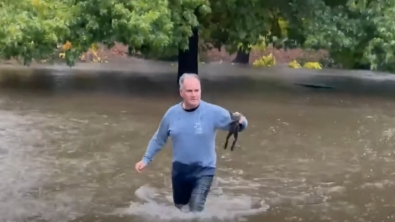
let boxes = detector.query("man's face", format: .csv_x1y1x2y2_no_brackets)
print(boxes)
180,77,201,107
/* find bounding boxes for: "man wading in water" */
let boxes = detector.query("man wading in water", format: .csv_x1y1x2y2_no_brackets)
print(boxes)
135,73,248,212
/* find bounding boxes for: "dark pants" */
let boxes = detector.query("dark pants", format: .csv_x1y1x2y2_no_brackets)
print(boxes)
172,175,214,212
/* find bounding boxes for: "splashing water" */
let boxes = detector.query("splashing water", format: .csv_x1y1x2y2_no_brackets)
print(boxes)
114,184,270,221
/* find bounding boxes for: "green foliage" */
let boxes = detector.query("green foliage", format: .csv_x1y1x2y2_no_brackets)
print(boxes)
288,60,301,68
292,0,395,72
201,0,274,54
303,62,322,69
64,0,211,65
252,53,276,67
0,0,72,65
2,0,395,74
0,0,212,66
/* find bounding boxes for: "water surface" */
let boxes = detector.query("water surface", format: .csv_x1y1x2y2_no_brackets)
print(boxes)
0,67,394,222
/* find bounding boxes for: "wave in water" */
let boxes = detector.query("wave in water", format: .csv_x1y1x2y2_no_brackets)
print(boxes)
114,184,269,221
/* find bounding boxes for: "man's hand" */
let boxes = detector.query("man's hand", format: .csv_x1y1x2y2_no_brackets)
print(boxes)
135,160,147,173
233,112,245,124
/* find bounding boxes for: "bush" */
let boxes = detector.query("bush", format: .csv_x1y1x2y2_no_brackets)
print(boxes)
288,60,301,68
303,62,322,69
288,60,322,70
252,53,276,67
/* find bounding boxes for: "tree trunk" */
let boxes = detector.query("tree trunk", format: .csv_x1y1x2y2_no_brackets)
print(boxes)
177,27,199,87
232,50,250,64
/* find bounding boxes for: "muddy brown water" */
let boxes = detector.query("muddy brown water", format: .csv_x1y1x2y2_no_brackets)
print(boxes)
0,65,395,222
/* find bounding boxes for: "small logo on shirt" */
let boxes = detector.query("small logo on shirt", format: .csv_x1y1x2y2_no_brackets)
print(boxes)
194,122,202,134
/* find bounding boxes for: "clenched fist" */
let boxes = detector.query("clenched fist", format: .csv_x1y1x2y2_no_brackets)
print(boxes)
233,112,245,124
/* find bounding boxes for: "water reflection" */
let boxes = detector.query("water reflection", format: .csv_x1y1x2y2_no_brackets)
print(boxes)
1,63,395,97
0,67,284,95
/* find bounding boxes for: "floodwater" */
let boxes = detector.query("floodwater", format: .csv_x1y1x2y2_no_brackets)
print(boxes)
0,64,395,222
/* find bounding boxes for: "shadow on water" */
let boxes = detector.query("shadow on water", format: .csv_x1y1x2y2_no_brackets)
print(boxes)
0,63,395,222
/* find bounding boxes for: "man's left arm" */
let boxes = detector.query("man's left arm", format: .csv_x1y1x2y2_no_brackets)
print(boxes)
213,105,248,132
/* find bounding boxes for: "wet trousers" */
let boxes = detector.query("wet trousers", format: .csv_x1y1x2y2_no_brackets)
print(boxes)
172,175,214,212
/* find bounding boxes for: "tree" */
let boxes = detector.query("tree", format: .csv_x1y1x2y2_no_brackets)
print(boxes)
0,0,215,88
0,0,72,65
0,1,208,61
200,0,282,64
288,0,395,72
3,0,395,84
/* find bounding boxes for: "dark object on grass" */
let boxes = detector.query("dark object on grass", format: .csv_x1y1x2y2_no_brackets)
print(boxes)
224,111,241,151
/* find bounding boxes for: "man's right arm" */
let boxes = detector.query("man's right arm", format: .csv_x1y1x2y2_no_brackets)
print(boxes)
141,109,171,165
